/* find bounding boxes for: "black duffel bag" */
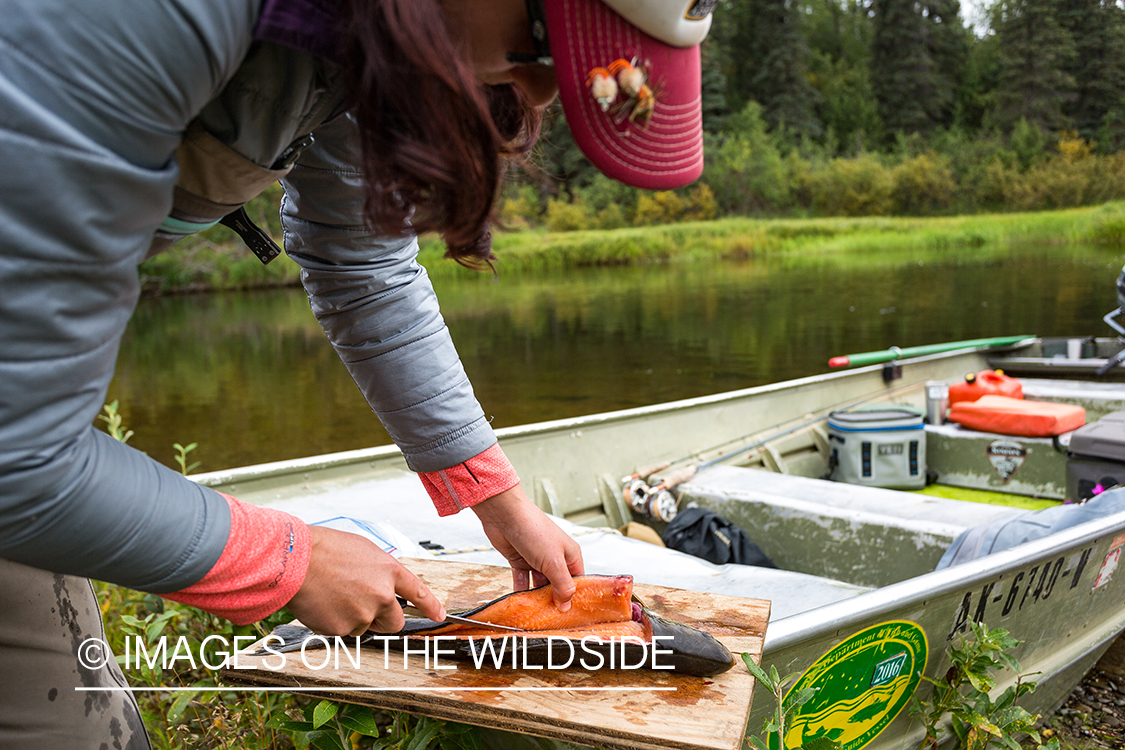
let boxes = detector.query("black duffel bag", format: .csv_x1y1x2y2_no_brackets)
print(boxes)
661,507,777,568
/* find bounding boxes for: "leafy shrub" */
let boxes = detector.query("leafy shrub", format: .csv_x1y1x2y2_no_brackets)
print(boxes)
910,621,1059,750
544,197,592,232
1010,118,1047,172
594,203,628,229
1056,131,1093,162
702,102,794,214
808,154,895,216
891,152,956,215
499,183,542,229
683,183,719,221
634,190,687,226
991,139,1125,211
576,173,639,222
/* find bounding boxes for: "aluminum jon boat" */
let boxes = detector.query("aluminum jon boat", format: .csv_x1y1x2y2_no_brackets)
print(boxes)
193,335,1125,750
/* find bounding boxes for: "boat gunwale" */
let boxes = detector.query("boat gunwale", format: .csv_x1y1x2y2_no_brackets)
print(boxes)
764,507,1125,652
190,347,1001,489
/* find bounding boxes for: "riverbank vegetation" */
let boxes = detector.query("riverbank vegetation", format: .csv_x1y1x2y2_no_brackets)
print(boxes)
144,197,1125,294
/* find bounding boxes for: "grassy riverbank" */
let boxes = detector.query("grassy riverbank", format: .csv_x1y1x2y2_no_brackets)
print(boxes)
141,199,1125,293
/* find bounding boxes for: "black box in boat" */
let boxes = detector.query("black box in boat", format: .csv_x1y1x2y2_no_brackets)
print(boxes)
1067,410,1125,502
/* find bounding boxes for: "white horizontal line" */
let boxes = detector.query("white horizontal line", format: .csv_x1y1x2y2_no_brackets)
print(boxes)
76,686,676,693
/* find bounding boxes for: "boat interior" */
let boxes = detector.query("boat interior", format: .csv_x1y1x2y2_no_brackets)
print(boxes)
647,371,1125,614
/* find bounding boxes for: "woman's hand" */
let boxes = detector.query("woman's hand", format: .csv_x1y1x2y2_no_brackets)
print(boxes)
286,525,446,636
471,484,585,610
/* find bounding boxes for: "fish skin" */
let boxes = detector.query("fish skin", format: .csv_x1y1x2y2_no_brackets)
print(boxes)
256,576,735,677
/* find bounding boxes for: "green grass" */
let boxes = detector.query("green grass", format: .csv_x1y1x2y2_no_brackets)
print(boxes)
422,200,1125,277
141,199,1125,292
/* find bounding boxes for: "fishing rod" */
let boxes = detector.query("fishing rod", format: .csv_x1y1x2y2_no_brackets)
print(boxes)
621,380,927,522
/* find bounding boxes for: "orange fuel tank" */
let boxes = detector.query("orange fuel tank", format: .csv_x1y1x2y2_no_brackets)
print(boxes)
948,370,1023,405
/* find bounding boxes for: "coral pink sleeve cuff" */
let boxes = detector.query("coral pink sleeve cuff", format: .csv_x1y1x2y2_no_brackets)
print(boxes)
418,443,520,517
163,493,311,625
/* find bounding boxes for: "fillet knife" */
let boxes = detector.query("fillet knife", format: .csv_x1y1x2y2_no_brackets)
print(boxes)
396,596,527,632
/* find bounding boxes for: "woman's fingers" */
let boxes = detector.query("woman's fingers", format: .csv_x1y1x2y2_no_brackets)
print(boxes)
287,525,444,636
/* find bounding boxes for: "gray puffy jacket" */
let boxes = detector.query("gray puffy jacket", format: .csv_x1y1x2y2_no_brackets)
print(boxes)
0,0,496,592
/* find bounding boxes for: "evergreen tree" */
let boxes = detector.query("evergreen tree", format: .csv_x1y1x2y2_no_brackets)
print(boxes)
726,0,822,137
871,0,968,137
701,38,732,133
1055,0,1125,143
989,0,1076,133
804,0,873,66
871,0,931,135
805,0,883,151
925,0,971,125
955,29,1001,131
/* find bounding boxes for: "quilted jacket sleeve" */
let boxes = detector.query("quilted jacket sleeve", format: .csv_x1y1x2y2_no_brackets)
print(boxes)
280,113,499,473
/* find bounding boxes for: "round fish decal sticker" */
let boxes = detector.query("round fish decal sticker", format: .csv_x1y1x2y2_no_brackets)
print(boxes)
776,621,928,750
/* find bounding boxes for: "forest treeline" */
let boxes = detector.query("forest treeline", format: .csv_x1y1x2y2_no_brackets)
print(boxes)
504,0,1125,230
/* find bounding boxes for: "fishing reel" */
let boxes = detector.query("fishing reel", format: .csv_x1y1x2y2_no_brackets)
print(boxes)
622,479,679,522
621,461,696,523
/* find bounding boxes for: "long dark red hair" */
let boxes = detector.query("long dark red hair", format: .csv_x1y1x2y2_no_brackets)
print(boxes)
339,0,541,266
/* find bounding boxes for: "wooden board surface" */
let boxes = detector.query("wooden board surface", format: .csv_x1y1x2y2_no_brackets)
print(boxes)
224,558,769,750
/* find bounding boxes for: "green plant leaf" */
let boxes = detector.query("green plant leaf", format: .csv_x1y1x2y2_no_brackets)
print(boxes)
306,730,347,750
997,653,1022,672
785,687,818,711
443,724,484,750
742,654,773,686
966,714,1001,737
265,718,317,733
404,717,443,750
801,737,841,750
992,686,1017,712
738,656,774,688
146,610,179,641
120,614,144,628
312,700,339,729
166,691,194,724
965,670,995,694
337,708,383,737
746,735,770,750
950,715,968,742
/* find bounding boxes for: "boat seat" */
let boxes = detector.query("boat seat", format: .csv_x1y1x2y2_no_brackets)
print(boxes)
1020,378,1125,420
678,465,1020,588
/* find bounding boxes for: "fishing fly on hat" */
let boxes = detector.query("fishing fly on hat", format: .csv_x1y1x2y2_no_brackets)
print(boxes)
515,0,716,190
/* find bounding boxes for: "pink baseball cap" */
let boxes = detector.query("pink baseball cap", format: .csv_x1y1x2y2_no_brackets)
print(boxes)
538,0,716,190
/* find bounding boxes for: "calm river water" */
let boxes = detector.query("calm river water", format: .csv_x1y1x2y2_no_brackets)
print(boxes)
108,243,1125,472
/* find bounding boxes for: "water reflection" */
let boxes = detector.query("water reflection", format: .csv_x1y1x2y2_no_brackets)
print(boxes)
108,244,1124,472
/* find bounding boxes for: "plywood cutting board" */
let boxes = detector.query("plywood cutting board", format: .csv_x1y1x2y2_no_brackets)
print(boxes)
225,558,769,750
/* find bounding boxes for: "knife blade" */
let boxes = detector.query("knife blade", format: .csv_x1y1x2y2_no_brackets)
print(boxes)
440,613,527,632
396,596,527,632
